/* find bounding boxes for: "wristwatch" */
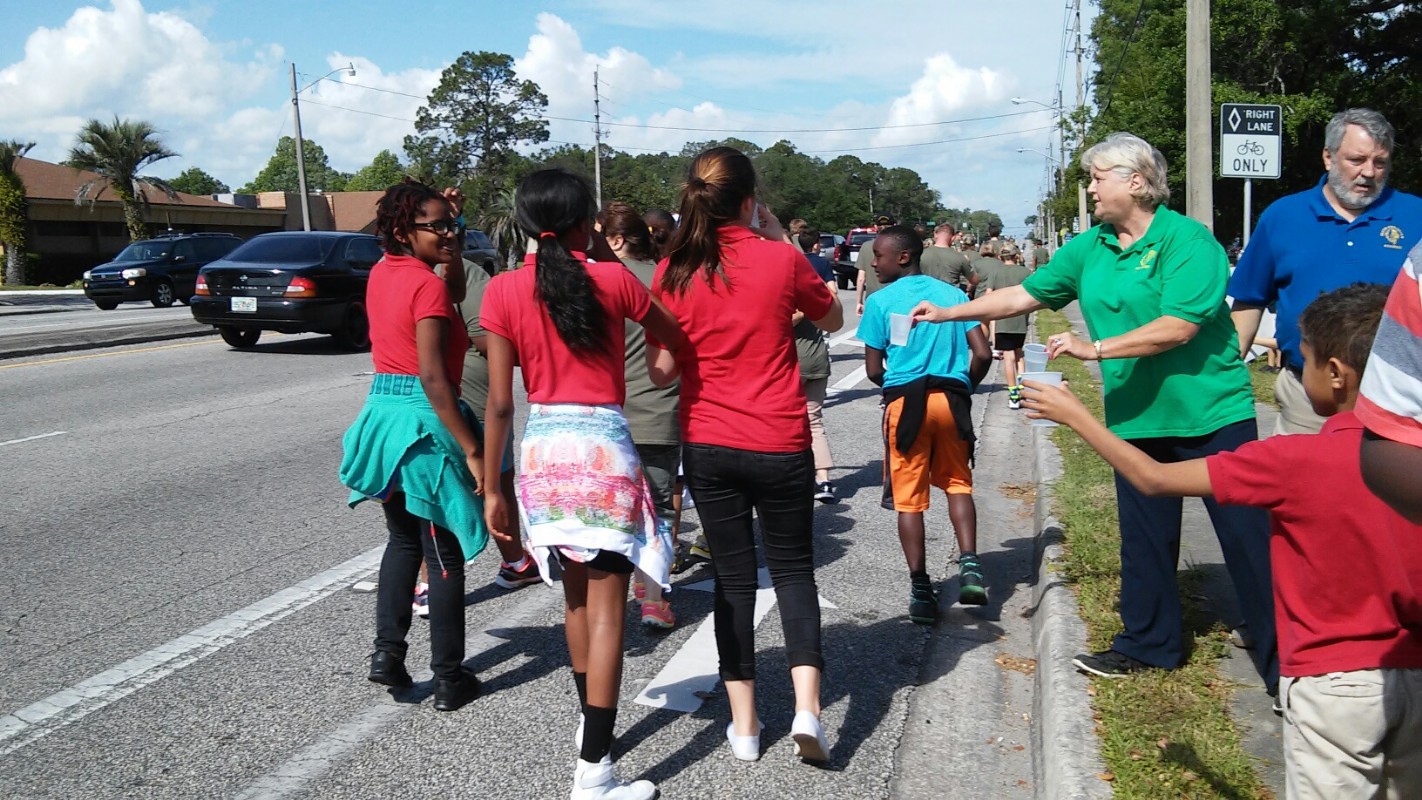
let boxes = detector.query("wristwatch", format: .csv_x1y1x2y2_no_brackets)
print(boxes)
1094,340,1104,360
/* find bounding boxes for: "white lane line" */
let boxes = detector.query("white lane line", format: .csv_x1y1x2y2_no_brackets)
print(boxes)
826,365,867,396
234,583,562,799
0,431,66,447
0,546,385,756
827,329,862,349
634,569,836,713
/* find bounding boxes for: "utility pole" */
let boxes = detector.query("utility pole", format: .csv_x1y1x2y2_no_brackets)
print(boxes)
289,62,311,232
593,66,604,210
1074,0,1089,234
1185,0,1214,228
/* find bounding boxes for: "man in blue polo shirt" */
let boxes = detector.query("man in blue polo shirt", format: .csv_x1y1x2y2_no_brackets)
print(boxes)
1230,108,1422,434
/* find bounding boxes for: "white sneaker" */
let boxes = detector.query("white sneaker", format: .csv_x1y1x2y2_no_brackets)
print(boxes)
570,757,657,800
790,710,829,763
574,713,584,749
725,720,763,761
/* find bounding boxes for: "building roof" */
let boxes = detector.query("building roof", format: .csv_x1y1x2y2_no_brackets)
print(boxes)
325,191,383,233
14,157,234,208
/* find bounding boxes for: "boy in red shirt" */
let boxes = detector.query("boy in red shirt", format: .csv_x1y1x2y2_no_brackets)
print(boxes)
1023,283,1422,798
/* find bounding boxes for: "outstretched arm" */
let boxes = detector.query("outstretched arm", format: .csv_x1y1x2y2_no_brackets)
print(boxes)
911,285,1044,325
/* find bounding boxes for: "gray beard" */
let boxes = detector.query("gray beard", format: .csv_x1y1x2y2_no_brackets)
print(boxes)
1328,168,1385,211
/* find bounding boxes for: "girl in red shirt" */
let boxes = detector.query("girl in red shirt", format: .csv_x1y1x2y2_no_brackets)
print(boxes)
649,147,843,764
481,169,685,799
339,180,486,713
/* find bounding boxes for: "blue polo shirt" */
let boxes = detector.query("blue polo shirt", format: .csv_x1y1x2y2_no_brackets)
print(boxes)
1228,176,1422,369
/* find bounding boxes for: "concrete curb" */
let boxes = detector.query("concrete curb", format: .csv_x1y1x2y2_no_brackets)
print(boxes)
1030,412,1112,797
0,321,216,360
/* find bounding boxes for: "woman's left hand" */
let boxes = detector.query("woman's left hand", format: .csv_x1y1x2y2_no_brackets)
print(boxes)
441,187,465,219
465,451,484,496
1046,331,1094,361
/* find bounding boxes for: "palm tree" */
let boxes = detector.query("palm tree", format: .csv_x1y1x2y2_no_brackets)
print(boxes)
0,140,35,286
478,185,523,270
67,117,179,242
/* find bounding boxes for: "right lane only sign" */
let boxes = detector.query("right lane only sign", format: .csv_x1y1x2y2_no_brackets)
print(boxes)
1220,103,1282,179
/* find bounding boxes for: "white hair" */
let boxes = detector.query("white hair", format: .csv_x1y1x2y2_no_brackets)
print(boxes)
1080,132,1170,208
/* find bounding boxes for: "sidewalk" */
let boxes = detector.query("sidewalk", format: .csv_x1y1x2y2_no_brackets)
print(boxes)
1051,301,1285,797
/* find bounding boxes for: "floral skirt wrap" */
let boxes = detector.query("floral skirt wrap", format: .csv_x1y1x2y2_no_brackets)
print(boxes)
338,373,489,561
519,404,672,590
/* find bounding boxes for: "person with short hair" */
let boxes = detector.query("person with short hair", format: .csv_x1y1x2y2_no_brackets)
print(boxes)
1024,283,1422,800
1030,238,1051,271
921,222,976,293
1230,108,1422,435
911,132,1276,691
985,244,1031,409
858,226,993,623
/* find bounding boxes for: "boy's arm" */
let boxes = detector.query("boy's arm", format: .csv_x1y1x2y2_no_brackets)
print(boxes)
865,346,886,386
1361,432,1422,525
1022,379,1214,497
966,324,992,388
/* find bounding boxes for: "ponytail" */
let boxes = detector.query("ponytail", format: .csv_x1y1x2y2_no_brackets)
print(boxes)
661,147,757,294
515,170,608,354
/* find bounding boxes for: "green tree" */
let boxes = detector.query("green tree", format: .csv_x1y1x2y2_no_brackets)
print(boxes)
67,117,179,242
168,166,229,195
406,51,549,206
0,140,35,285
345,149,406,192
477,185,522,269
239,136,349,194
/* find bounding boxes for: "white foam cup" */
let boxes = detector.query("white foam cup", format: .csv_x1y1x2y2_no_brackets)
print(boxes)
889,313,913,346
1024,350,1049,373
1019,371,1063,427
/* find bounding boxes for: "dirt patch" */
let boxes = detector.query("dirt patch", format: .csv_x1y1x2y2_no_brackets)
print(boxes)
995,653,1038,676
1000,483,1037,503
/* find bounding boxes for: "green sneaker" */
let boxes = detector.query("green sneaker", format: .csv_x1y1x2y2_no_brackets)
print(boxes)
1007,385,1023,410
958,554,987,605
908,582,939,624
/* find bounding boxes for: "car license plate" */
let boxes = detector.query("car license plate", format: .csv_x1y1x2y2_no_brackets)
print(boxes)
849,251,859,263
231,297,257,313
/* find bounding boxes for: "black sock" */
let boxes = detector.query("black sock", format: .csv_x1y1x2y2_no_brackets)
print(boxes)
910,569,931,584
573,671,587,711
579,704,617,763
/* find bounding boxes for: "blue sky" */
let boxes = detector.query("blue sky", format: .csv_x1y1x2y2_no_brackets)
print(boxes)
0,0,1095,234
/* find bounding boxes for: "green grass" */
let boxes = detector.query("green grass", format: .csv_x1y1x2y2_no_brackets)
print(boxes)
1246,357,1278,408
0,282,82,290
1037,310,1272,799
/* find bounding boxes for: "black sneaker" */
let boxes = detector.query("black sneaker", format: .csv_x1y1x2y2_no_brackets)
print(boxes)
814,481,836,504
368,650,413,688
908,583,939,624
957,554,987,606
495,558,541,590
433,667,482,711
1072,649,1153,678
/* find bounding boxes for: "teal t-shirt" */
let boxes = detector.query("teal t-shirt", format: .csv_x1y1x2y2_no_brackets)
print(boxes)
857,274,976,388
1021,206,1255,439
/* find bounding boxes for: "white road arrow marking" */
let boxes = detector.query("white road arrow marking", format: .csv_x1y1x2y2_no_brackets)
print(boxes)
634,568,835,713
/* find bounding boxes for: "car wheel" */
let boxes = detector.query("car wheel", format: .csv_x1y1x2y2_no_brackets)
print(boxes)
151,279,176,308
836,274,851,291
94,300,119,311
332,302,371,351
178,295,191,306
219,326,261,348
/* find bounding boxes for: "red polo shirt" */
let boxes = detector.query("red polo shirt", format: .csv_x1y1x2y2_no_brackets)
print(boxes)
1206,411,1422,677
652,227,836,452
367,254,469,385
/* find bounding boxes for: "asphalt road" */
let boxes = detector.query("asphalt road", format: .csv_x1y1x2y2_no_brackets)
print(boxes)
0,294,1038,799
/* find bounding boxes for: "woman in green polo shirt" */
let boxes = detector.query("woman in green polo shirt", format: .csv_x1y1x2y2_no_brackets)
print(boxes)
911,132,1277,694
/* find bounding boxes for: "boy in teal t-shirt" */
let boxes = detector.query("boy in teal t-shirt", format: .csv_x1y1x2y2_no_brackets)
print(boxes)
856,226,992,623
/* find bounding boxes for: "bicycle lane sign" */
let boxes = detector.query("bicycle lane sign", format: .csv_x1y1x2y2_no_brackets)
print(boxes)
1220,103,1282,179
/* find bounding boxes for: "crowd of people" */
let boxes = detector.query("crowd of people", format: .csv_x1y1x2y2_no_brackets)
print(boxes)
333,107,1421,799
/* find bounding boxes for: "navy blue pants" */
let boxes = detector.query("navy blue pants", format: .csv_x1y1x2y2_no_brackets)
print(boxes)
1113,418,1278,694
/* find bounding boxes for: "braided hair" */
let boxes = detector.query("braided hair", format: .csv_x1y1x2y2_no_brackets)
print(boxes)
375,178,445,257
515,169,608,354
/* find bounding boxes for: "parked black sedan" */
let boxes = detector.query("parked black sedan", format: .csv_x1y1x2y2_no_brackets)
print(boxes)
189,231,383,350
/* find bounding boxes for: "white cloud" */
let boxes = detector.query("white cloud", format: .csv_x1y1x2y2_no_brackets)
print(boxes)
872,55,1012,146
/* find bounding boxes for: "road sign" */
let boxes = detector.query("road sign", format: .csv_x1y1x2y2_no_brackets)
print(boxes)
1220,103,1282,179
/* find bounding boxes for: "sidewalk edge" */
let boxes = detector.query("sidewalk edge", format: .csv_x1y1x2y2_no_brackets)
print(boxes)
1031,423,1112,799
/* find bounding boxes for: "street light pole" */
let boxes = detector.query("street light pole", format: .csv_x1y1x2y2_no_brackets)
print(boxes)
289,62,355,232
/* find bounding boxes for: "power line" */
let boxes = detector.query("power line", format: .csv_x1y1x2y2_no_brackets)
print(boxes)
801,125,1055,154
1096,0,1148,117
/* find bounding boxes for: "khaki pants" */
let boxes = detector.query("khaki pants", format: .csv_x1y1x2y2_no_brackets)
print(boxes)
1273,367,1327,436
1281,668,1422,799
803,376,833,473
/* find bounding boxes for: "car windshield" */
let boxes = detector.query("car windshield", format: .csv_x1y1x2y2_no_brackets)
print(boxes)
114,242,172,262
851,233,877,246
227,236,337,264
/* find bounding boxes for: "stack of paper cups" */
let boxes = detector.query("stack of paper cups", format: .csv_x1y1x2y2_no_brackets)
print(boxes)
1019,371,1063,427
1024,343,1049,373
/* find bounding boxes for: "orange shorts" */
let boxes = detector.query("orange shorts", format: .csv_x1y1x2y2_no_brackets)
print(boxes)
883,392,973,512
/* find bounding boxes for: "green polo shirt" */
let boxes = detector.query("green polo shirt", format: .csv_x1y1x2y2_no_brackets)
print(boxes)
1021,207,1255,439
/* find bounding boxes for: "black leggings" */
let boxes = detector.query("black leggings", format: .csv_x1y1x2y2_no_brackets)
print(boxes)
373,493,466,680
682,443,823,681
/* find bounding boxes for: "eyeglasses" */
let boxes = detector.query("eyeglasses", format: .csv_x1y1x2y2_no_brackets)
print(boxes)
411,219,465,236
